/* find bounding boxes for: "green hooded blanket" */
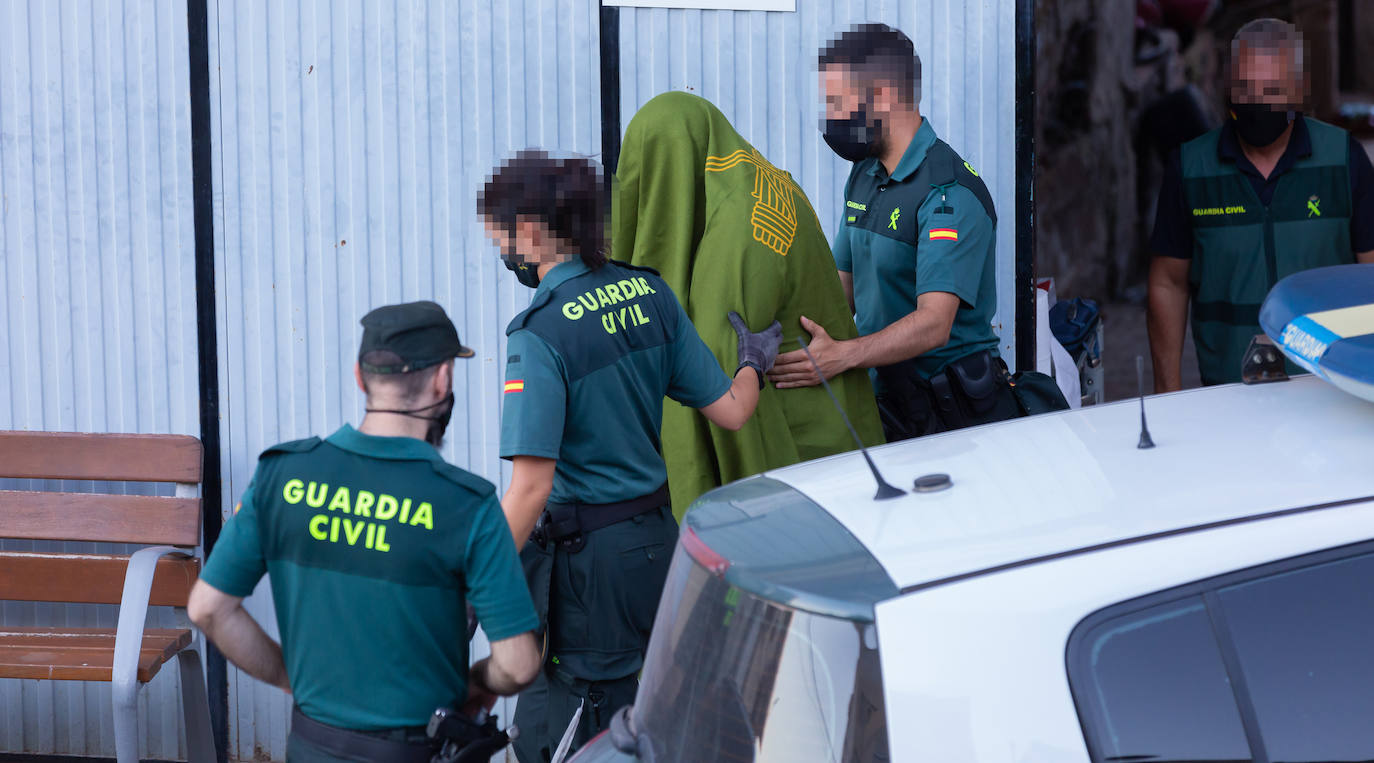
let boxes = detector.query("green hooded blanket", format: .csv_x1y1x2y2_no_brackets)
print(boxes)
614,91,885,516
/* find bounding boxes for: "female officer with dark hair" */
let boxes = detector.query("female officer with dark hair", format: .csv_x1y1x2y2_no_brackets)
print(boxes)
477,150,780,761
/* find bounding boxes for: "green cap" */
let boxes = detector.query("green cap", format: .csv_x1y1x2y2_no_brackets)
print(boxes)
358,301,474,373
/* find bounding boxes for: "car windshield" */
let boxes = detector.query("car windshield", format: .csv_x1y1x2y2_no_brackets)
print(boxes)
629,548,888,762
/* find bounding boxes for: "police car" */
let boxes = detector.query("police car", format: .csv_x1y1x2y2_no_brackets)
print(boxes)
569,372,1374,762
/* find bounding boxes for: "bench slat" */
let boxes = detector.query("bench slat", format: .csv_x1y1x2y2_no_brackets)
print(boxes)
0,551,200,606
0,432,202,483
0,628,192,683
0,491,201,546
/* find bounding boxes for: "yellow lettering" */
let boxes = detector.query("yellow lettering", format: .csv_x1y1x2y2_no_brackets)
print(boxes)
602,312,617,334
618,279,640,297
578,294,598,312
604,283,624,303
366,523,377,549
410,502,433,530
327,486,352,513
562,301,584,320
354,490,375,518
306,482,329,508
634,303,651,325
399,498,412,524
637,277,655,294
283,479,305,504
375,494,399,520
596,287,612,308
309,514,328,540
329,516,340,543
342,518,365,546
375,525,390,552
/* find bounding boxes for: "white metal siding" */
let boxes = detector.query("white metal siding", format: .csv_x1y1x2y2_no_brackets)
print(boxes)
618,0,1019,365
0,0,199,759
207,0,601,758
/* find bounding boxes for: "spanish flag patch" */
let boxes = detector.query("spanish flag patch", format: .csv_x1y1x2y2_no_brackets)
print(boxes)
504,380,525,394
929,228,959,241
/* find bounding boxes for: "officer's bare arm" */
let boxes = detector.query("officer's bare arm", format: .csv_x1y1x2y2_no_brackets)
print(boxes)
766,292,960,389
698,369,763,431
1359,250,1374,264
839,271,855,314
187,580,290,693
470,631,540,696
502,456,557,548
1147,256,1191,394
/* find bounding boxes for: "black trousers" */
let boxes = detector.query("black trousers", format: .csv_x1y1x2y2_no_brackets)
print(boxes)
512,505,677,763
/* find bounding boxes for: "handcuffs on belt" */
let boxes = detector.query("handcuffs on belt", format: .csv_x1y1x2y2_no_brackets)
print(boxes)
427,707,515,763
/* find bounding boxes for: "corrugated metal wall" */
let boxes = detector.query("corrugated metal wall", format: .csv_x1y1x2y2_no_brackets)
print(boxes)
2,1,1018,759
618,0,1020,364
207,0,601,758
0,0,199,759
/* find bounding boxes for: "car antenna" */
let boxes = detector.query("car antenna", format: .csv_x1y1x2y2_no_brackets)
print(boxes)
796,338,906,500
1136,355,1156,449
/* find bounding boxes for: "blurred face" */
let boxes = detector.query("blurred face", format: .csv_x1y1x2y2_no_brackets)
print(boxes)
1231,48,1302,109
821,65,866,123
483,217,516,257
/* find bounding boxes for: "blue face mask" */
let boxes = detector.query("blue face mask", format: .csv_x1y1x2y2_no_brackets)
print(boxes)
822,105,881,162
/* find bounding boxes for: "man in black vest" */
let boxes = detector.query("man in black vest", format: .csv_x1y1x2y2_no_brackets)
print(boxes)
1148,18,1374,390
767,23,1018,441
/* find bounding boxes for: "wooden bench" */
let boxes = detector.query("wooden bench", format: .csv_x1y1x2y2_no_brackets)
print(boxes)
0,431,215,763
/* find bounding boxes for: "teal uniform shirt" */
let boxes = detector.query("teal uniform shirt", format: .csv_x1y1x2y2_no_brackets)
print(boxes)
500,259,731,505
833,119,1001,388
200,425,537,730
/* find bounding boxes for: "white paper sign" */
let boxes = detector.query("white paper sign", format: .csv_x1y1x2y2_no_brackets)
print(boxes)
603,0,795,10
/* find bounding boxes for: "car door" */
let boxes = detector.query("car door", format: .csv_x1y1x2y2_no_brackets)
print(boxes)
1068,541,1374,762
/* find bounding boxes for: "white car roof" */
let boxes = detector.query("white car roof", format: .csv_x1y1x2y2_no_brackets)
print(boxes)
764,375,1374,592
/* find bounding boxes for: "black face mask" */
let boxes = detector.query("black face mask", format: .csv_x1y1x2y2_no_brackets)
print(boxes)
366,392,455,447
1230,102,1297,148
822,106,882,162
502,255,541,289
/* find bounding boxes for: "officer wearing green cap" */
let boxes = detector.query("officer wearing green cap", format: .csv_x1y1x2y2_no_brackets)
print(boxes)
190,300,541,762
478,150,780,761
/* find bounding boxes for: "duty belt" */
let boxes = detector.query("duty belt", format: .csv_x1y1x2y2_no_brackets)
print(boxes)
533,482,670,553
290,706,436,763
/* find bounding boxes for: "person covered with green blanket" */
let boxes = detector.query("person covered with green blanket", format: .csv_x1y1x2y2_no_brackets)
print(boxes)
614,91,884,514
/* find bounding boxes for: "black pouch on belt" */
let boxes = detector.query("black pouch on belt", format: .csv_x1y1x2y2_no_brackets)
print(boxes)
875,359,942,440
945,350,1003,418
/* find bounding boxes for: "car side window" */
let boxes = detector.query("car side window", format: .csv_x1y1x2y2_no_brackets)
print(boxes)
1069,544,1374,763
1069,597,1253,762
1217,552,1374,762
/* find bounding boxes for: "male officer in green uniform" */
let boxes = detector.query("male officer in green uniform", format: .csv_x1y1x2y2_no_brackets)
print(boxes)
189,301,541,762
768,23,1017,441
478,151,780,761
1148,18,1374,390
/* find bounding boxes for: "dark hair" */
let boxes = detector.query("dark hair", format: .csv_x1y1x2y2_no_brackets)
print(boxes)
360,350,443,403
819,23,921,106
477,150,609,270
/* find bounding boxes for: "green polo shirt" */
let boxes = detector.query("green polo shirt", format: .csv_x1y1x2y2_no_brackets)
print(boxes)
500,259,731,505
833,119,1001,385
200,425,537,730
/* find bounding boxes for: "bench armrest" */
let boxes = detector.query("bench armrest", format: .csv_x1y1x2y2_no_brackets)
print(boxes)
112,545,191,696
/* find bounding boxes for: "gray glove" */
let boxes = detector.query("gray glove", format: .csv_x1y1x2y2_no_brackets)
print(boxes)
728,311,783,388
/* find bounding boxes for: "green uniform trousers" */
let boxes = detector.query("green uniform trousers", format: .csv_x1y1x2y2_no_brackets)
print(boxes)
513,505,677,763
